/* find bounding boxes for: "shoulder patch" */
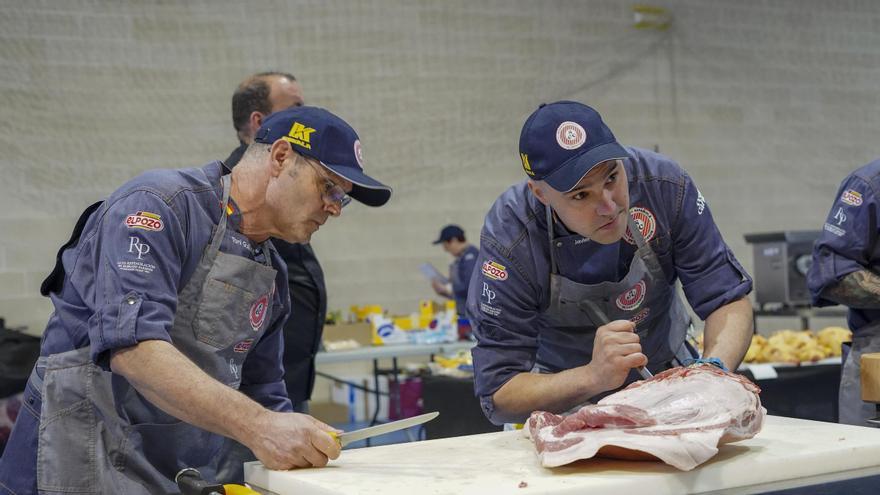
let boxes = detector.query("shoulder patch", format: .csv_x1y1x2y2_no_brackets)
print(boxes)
125,211,164,231
481,260,508,281
841,189,863,206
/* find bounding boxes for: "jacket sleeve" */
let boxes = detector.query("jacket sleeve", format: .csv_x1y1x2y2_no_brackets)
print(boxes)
72,191,185,367
808,176,877,306
672,173,753,319
468,234,544,424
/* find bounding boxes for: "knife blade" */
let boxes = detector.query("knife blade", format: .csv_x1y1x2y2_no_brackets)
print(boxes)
330,411,439,447
581,300,653,380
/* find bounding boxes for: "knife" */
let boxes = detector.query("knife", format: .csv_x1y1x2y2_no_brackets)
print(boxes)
329,411,439,447
581,300,654,381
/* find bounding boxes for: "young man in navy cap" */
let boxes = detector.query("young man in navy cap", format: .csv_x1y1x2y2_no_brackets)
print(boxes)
430,225,480,319
808,160,880,426
0,106,391,493
467,101,753,425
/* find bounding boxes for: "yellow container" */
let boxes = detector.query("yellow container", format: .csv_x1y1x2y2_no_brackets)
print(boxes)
350,304,384,322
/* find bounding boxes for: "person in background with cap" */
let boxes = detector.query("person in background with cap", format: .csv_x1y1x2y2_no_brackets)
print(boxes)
467,101,753,425
807,160,880,426
430,225,480,319
224,71,326,416
0,106,392,493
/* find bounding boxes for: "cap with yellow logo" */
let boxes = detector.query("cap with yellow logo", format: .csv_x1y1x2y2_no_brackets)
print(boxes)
255,106,392,207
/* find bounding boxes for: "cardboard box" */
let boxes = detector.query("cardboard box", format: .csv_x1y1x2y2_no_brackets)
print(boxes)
322,322,373,347
861,353,880,403
309,402,350,425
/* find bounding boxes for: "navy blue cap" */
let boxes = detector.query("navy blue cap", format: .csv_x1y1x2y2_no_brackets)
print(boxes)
518,101,628,192
432,225,465,244
255,106,392,207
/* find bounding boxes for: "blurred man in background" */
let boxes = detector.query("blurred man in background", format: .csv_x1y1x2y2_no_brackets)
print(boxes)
431,224,479,319
225,72,325,413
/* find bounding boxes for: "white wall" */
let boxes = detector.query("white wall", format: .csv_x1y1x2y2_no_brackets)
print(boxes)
1,0,878,335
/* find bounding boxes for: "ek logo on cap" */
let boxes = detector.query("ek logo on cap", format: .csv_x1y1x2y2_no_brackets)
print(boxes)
520,153,535,176
284,122,316,149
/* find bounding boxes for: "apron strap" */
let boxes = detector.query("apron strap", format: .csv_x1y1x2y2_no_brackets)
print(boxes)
545,206,559,275
208,175,233,254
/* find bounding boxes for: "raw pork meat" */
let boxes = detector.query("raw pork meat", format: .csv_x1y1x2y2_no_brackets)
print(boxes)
527,365,765,471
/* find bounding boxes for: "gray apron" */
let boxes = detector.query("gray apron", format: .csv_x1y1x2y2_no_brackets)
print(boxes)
839,324,880,426
35,175,278,493
536,207,694,393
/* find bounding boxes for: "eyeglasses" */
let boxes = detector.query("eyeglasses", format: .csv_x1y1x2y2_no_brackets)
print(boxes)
306,160,351,209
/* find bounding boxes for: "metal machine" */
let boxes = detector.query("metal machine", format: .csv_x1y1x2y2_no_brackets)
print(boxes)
744,231,821,309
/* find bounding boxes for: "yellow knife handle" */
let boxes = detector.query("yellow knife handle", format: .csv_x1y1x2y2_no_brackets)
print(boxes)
328,431,342,446
222,484,261,495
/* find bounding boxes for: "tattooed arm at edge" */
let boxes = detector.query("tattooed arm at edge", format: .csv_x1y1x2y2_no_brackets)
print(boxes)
823,270,880,309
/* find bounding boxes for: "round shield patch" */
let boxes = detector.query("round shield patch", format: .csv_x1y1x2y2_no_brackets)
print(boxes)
353,140,364,169
624,206,657,244
250,294,269,331
556,121,587,150
616,280,646,311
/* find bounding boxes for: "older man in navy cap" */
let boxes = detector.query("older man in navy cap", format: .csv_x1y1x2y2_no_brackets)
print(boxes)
430,225,480,319
0,106,391,493
468,101,753,425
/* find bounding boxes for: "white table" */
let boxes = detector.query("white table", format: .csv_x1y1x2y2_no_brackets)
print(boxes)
315,341,475,364
245,415,880,495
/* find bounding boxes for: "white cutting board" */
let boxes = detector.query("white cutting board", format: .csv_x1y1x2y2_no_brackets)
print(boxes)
244,416,880,495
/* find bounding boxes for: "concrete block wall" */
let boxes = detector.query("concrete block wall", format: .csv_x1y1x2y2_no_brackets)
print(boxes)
1,0,879,336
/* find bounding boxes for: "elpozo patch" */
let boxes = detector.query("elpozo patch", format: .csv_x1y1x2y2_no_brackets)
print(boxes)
841,189,863,207
481,260,508,281
125,211,164,231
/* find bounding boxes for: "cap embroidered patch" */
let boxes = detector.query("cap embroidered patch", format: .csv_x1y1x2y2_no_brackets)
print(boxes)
250,294,270,331
481,260,508,281
556,121,587,150
624,206,657,244
354,139,364,168
616,280,647,311
125,211,164,231
841,189,863,206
